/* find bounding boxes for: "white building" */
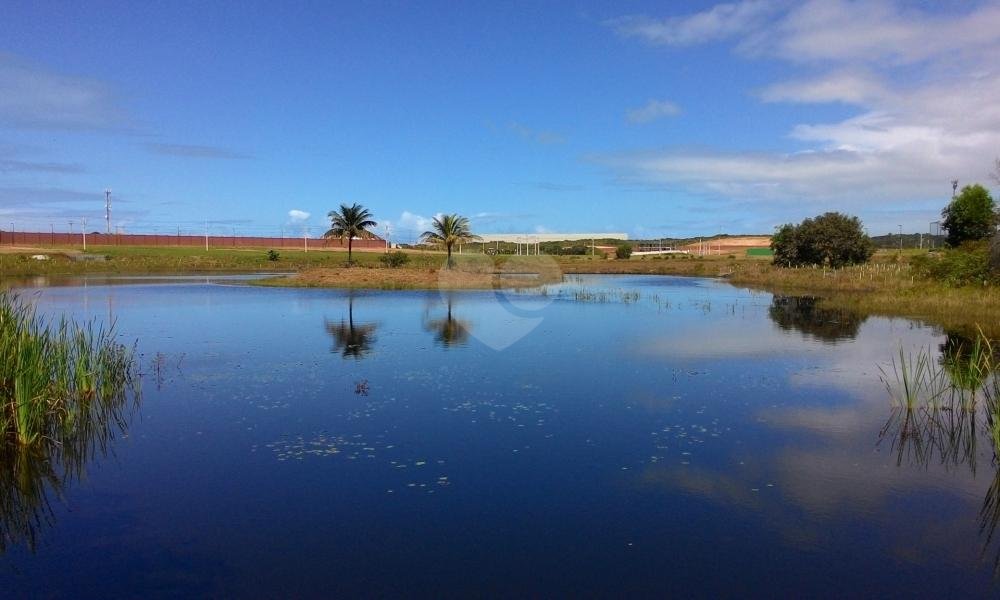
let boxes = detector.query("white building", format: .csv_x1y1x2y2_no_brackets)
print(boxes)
476,232,628,243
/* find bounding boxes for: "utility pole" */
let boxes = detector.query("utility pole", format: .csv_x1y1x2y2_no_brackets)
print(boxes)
82,217,88,250
952,179,959,199
304,227,308,253
898,225,903,253
105,189,112,234
205,220,209,251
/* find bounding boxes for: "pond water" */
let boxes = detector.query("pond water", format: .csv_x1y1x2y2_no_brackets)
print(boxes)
2,274,998,597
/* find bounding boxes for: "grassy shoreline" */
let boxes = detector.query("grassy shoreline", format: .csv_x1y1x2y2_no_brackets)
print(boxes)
2,245,996,335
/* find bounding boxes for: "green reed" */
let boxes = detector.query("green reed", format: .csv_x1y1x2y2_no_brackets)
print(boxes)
0,292,139,447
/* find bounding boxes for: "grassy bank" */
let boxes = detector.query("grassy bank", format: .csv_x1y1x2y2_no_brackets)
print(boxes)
2,244,996,335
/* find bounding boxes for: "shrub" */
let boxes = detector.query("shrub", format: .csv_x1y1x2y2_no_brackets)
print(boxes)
267,250,280,261
379,251,410,268
615,244,633,259
911,243,992,286
772,212,874,268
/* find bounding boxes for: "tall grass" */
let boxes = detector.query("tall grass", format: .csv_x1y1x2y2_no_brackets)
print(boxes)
0,292,140,551
879,332,1000,571
0,293,139,446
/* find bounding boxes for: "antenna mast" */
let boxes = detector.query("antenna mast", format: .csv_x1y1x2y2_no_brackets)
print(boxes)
105,189,112,234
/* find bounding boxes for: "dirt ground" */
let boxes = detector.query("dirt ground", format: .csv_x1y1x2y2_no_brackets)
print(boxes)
263,265,562,290
677,236,771,254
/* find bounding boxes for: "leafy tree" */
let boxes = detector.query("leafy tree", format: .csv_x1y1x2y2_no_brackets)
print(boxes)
420,214,480,268
325,203,377,265
615,244,633,259
942,184,997,247
771,212,874,268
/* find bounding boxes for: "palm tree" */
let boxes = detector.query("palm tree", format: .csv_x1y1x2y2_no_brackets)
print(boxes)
420,214,480,268
325,203,377,265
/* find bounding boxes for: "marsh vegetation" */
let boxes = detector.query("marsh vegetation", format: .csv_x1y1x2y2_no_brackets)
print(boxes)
0,293,140,551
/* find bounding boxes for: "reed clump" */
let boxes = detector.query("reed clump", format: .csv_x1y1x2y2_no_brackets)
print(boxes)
0,293,139,447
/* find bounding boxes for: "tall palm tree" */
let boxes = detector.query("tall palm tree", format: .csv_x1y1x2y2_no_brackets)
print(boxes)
325,203,377,265
420,214,480,268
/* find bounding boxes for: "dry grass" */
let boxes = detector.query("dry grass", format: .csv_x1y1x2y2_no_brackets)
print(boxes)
259,261,563,290
727,260,1000,337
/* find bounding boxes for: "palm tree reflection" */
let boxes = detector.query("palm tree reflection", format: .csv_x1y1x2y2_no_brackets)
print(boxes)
324,293,378,359
423,295,472,348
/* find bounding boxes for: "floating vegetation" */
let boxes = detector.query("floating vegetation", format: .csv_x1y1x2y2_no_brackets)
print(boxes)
0,292,140,552
566,288,641,304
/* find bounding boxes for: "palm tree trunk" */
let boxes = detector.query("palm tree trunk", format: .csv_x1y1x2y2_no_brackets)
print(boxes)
348,237,353,265
447,243,453,269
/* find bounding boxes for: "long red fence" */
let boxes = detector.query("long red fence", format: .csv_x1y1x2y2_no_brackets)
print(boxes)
0,230,387,251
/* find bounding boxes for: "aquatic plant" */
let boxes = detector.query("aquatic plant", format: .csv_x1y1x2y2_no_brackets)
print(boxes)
0,292,140,552
0,293,139,447
879,332,1000,572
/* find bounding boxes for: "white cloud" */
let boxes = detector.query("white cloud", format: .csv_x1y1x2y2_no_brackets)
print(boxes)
508,121,566,145
758,70,888,105
381,211,440,243
745,0,1000,65
146,143,251,160
626,99,681,124
603,1,1000,232
607,1,776,46
288,209,310,222
0,53,130,130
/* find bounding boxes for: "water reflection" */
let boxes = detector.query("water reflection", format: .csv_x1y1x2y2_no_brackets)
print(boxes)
1,386,137,553
941,332,999,391
324,293,378,359
768,295,866,343
423,295,472,348
879,344,1000,572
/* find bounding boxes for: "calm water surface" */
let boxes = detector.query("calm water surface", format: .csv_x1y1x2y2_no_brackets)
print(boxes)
2,274,997,597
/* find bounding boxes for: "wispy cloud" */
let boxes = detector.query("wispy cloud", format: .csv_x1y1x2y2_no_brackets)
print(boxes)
145,143,252,159
607,1,775,46
0,158,84,174
603,1,1000,232
508,121,567,145
288,209,311,222
0,53,131,131
0,186,102,205
526,181,585,192
626,99,681,124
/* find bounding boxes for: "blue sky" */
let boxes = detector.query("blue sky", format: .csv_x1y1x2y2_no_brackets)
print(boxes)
2,1,999,241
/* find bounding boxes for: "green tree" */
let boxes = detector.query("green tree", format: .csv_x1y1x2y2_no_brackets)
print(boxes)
771,212,874,268
325,203,377,265
420,214,480,268
771,223,800,267
990,231,1000,276
615,244,633,259
942,184,997,247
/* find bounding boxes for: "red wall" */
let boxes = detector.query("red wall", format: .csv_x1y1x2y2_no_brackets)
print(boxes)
0,231,386,251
